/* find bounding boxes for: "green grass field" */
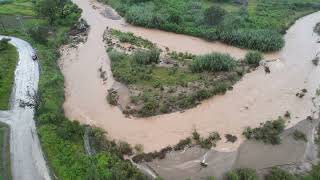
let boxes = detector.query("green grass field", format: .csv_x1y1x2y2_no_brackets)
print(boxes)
0,44,18,110
0,122,11,180
0,0,34,16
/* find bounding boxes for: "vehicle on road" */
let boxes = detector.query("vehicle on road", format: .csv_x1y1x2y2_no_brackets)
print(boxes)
31,49,37,60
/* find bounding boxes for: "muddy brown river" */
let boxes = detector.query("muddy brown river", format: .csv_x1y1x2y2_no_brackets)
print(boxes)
61,0,320,152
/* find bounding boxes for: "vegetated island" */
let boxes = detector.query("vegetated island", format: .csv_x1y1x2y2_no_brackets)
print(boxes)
104,28,263,117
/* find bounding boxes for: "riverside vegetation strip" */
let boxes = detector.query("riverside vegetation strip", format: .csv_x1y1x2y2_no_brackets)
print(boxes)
0,122,10,180
100,0,320,52
0,0,147,179
105,29,262,117
0,39,18,110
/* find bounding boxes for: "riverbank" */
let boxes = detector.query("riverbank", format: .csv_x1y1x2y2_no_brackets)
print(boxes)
147,118,319,179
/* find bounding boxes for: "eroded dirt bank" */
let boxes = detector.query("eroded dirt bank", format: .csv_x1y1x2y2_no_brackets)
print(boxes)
62,0,320,152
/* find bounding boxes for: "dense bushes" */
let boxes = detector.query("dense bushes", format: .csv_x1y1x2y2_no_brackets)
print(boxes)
245,51,263,66
219,29,284,52
111,29,155,48
190,53,236,73
265,167,297,180
133,49,160,65
107,88,119,106
204,5,226,25
243,117,286,144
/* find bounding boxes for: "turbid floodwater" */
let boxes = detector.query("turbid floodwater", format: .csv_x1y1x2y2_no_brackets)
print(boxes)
61,0,320,152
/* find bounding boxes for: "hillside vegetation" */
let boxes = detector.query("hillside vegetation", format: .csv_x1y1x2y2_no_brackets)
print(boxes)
101,0,320,51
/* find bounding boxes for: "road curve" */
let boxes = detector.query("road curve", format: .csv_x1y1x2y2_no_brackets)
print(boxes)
0,36,50,180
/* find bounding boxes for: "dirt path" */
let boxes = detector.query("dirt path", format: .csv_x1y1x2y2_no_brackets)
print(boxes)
0,36,51,180
62,0,320,152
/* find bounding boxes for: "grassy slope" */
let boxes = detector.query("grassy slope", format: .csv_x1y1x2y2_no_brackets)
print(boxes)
0,122,11,180
0,44,18,110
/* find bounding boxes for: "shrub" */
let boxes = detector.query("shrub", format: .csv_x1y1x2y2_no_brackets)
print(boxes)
243,117,286,144
225,134,237,143
292,130,307,142
174,137,192,151
0,38,10,51
118,141,133,155
199,132,221,149
28,26,49,44
138,98,159,117
190,53,236,73
226,168,258,180
245,51,263,66
106,88,119,106
265,167,297,180
134,144,144,153
192,129,201,142
204,5,226,26
132,49,160,65
219,29,284,52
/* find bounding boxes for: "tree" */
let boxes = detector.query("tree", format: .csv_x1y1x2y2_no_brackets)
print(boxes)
34,0,59,24
204,5,226,26
0,38,10,51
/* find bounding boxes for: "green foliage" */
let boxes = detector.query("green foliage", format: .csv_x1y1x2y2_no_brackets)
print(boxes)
0,43,18,110
199,132,221,149
225,134,237,143
219,29,284,52
28,25,49,44
103,0,320,51
132,49,160,65
173,137,192,151
190,53,236,73
0,1,148,179
34,0,82,25
204,5,226,25
243,117,286,145
226,168,258,180
265,167,297,180
245,51,263,66
0,122,11,180
0,38,10,50
111,29,154,48
106,88,119,106
292,130,307,142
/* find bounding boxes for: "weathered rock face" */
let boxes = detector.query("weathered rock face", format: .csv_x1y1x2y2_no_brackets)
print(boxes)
233,0,248,5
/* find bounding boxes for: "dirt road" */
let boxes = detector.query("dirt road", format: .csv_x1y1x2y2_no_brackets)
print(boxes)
0,36,50,180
